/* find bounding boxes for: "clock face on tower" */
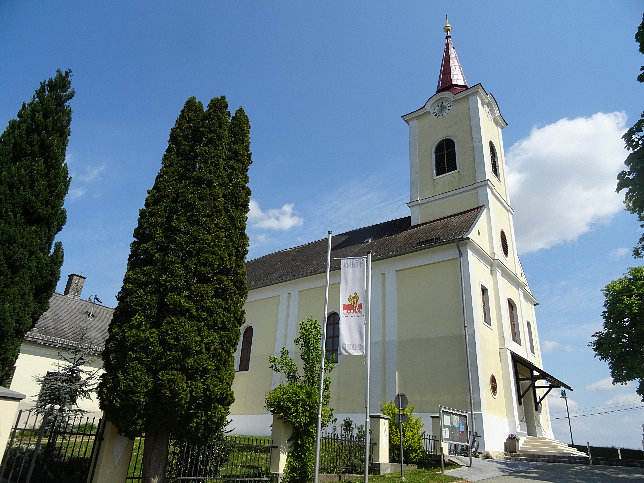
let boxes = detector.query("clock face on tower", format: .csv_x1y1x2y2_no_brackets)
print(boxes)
432,99,452,118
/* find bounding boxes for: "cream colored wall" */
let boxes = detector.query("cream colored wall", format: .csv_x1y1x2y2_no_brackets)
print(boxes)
416,97,477,203
10,342,103,416
418,191,479,224
396,259,469,412
479,101,508,201
0,393,25,463
490,201,518,273
469,211,492,255
231,296,280,414
469,257,507,420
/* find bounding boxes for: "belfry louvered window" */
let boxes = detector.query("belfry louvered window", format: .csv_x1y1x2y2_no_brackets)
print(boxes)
489,141,499,178
435,138,457,176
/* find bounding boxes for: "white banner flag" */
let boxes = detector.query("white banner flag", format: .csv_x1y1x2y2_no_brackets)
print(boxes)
339,257,366,355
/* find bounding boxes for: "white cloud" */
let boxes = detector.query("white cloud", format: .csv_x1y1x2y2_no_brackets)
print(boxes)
541,339,578,353
541,340,560,353
507,112,628,253
609,247,630,260
248,199,303,230
547,392,579,411
66,162,107,200
72,163,106,183
68,187,87,200
585,377,620,392
603,392,642,407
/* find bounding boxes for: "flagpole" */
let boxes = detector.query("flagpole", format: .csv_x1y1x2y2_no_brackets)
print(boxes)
364,251,372,482
314,231,332,483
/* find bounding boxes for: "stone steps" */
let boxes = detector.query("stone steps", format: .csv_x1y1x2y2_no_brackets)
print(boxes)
518,436,588,458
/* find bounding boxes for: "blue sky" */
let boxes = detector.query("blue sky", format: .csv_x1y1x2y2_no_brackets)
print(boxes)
2,2,643,449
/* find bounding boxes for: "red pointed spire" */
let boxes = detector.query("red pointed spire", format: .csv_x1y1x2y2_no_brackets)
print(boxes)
436,16,467,94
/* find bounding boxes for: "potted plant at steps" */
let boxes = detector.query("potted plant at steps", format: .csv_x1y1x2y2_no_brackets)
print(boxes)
506,434,521,453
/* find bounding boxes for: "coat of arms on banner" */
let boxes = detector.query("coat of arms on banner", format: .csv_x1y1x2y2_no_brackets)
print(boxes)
343,291,363,316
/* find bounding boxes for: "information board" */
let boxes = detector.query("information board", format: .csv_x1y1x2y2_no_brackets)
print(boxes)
439,407,469,445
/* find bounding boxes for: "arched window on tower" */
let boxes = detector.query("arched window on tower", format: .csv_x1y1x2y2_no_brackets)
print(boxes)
239,326,253,372
325,312,340,362
489,141,499,178
434,138,457,176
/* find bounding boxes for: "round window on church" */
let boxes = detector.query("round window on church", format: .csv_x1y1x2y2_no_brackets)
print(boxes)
490,374,498,398
500,230,509,258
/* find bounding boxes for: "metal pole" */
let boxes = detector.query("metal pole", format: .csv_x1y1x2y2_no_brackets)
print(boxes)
314,231,332,483
399,409,404,480
561,390,574,446
364,252,372,483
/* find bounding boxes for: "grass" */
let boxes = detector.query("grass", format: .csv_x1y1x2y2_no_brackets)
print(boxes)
343,468,464,482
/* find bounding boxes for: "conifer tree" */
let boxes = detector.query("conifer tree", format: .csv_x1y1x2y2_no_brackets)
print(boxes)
0,70,73,386
98,96,251,482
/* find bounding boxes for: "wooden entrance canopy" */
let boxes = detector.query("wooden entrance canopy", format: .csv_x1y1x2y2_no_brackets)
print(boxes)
511,351,572,409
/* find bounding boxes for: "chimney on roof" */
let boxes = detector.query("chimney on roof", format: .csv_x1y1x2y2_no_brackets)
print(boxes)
64,274,86,298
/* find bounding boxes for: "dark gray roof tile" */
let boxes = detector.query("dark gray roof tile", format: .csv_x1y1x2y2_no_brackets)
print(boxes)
24,293,114,354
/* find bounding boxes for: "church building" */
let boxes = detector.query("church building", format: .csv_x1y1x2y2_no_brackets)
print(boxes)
230,21,571,453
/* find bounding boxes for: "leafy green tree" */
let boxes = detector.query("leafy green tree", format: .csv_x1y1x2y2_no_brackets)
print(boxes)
616,14,644,256
0,70,73,386
591,267,644,401
381,399,425,464
265,317,334,483
98,96,251,483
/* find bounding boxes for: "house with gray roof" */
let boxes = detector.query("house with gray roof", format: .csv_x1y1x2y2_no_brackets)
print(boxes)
9,274,113,415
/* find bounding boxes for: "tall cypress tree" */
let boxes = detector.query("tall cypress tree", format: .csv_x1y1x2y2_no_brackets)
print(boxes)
0,70,73,386
98,96,251,482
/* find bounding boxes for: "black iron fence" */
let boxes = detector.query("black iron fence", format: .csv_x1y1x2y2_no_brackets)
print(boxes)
423,434,440,456
0,409,102,483
127,435,275,482
318,432,372,475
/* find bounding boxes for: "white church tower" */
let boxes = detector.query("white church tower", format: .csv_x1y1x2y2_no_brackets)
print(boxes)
399,19,572,447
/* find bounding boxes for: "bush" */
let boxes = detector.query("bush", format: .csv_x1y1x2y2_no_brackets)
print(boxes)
381,399,425,464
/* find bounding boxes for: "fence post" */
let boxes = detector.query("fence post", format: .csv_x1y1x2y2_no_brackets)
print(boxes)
87,418,134,483
270,414,292,481
369,413,389,473
0,386,26,464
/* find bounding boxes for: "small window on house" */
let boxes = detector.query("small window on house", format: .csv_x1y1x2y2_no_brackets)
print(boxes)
508,299,521,345
500,230,509,258
239,326,253,372
325,312,340,362
481,286,491,327
527,321,535,354
489,141,499,178
434,138,457,176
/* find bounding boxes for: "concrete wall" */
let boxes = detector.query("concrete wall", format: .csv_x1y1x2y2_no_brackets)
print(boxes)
0,387,26,464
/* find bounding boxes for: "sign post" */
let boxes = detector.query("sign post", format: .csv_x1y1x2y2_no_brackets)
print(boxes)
394,393,408,480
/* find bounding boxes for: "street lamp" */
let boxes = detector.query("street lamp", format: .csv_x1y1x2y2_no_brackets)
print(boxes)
560,390,574,446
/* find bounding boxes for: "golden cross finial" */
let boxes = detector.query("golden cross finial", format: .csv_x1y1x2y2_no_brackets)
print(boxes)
444,13,452,34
